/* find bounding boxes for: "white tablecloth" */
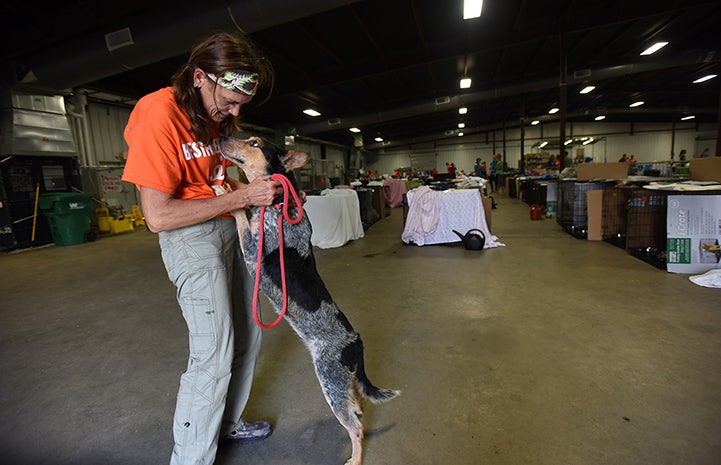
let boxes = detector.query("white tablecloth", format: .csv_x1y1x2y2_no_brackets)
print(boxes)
402,187,504,247
303,189,365,249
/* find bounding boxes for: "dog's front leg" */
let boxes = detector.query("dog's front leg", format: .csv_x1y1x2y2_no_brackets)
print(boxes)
230,209,252,256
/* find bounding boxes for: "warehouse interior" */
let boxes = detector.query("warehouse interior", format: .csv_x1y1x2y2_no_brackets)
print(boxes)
1,1,721,464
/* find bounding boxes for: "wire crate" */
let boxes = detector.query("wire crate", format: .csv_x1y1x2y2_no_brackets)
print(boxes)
630,161,673,177
557,180,614,239
625,188,720,269
625,187,668,268
600,185,634,249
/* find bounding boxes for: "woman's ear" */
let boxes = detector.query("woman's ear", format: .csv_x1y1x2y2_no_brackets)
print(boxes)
193,68,206,88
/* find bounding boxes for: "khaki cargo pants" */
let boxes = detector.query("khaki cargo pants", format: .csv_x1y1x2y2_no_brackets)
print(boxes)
159,217,262,465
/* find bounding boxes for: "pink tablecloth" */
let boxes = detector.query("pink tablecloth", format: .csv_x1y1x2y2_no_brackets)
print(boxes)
383,178,408,208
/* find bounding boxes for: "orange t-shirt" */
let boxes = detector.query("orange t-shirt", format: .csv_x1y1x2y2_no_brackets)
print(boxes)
122,87,230,200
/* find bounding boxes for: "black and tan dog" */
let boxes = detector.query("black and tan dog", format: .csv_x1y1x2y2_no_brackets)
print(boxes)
216,136,400,465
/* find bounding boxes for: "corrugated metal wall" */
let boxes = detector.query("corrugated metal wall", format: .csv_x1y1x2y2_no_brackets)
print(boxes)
85,103,132,166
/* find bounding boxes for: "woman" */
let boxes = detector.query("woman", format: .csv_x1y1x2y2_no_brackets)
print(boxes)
122,31,281,465
489,154,501,192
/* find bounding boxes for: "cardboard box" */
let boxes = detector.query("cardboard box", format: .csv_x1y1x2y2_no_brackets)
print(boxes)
690,157,721,182
666,195,721,273
586,190,603,240
576,162,629,181
482,196,492,233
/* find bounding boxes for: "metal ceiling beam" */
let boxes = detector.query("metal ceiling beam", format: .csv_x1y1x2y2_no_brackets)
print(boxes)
273,2,719,97
362,105,718,151
14,0,360,92
295,51,718,136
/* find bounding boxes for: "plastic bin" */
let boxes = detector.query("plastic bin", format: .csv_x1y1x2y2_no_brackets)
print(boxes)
38,192,94,246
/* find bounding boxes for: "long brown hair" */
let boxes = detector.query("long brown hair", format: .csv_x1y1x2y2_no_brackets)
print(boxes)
171,31,274,144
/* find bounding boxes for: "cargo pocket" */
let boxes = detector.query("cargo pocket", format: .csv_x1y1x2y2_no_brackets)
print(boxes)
180,298,217,358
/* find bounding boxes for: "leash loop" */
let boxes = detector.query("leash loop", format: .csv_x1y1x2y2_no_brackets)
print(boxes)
252,174,303,329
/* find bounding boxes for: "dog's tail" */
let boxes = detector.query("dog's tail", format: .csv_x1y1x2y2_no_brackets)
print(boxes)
356,360,401,404
362,383,401,404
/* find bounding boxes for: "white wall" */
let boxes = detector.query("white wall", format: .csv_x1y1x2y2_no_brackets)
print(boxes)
366,122,717,175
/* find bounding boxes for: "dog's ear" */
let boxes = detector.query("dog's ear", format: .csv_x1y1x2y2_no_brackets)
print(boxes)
282,150,311,171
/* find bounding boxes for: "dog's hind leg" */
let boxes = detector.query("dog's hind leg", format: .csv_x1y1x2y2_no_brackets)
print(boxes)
314,367,365,465
335,395,364,465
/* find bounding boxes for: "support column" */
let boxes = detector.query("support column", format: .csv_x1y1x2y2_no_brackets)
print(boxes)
520,98,526,174
559,16,568,169
716,80,721,156
670,121,676,160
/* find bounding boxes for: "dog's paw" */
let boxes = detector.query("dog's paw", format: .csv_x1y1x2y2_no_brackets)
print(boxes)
211,183,232,196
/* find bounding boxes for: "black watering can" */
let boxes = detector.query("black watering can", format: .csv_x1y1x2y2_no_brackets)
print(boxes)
452,228,486,250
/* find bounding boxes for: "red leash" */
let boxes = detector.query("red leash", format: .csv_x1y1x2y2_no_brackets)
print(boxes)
252,174,304,329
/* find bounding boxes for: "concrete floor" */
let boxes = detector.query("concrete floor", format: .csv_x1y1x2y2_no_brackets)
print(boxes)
1,196,720,465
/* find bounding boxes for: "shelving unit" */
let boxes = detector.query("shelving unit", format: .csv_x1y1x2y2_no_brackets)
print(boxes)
524,152,559,176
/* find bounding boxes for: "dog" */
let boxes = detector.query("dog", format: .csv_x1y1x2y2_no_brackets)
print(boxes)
216,136,400,465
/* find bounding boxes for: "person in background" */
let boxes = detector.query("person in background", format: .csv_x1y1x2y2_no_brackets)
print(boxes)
619,154,628,162
489,154,500,192
122,31,281,465
678,149,687,161
699,148,711,158
473,157,483,177
628,154,637,163
447,162,457,176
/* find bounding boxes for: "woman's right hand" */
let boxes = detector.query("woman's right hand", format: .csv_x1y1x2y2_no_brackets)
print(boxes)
238,176,282,207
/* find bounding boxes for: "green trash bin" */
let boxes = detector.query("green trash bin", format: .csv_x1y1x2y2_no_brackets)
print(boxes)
38,192,94,246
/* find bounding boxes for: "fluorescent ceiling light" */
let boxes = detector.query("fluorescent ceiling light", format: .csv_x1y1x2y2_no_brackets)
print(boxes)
580,86,596,94
458,123,465,128
349,127,361,133
693,74,717,83
374,137,383,142
594,115,606,121
457,132,464,137
564,139,573,146
531,120,540,126
681,115,695,121
460,77,472,89
303,109,321,117
539,141,548,148
629,101,645,108
548,107,559,114
459,107,468,114
463,0,483,19
640,42,668,56
583,137,594,145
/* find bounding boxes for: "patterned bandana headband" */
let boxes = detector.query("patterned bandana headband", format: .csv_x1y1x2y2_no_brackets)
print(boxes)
206,70,259,96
